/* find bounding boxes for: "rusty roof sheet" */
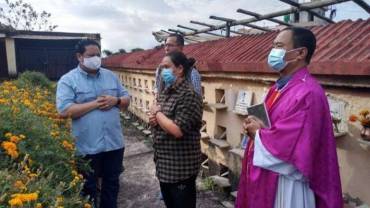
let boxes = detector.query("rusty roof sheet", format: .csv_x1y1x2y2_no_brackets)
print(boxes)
103,19,370,76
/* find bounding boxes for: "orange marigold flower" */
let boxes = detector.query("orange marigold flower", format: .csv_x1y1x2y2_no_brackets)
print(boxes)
84,203,92,208
10,135,20,143
9,193,38,205
8,197,23,206
14,180,26,190
56,196,64,203
2,141,19,159
62,140,74,151
1,141,17,151
29,173,38,178
349,115,358,122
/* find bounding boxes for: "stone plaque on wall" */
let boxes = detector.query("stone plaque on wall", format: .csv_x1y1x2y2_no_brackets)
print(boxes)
233,90,253,115
327,95,348,134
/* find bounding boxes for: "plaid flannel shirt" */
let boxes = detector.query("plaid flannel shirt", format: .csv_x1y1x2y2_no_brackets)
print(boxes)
153,80,203,183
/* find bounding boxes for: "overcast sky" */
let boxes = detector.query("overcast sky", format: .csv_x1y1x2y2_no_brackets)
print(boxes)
1,0,369,52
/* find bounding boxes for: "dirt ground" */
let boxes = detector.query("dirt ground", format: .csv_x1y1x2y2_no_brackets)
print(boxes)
117,123,225,208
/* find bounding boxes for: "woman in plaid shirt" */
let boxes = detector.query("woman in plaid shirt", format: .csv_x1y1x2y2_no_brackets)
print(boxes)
149,51,203,208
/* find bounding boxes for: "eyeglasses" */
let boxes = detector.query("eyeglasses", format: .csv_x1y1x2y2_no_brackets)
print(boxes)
164,43,179,48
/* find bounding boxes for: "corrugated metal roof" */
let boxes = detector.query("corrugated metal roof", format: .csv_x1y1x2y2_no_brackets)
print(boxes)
103,19,370,76
0,29,101,39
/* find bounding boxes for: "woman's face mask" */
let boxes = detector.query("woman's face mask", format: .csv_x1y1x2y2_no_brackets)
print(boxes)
161,68,176,88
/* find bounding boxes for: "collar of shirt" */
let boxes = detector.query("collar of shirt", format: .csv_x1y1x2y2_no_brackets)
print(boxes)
77,65,101,78
276,75,292,90
163,79,187,94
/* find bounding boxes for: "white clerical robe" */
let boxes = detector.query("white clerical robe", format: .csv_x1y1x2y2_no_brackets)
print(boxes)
253,130,316,208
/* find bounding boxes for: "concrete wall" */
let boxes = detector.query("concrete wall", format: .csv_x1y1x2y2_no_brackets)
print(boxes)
116,70,156,123
113,68,370,205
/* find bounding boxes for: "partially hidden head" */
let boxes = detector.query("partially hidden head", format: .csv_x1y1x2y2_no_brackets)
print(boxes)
164,33,184,54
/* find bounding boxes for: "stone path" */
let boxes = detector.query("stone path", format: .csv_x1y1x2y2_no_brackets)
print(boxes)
117,122,225,208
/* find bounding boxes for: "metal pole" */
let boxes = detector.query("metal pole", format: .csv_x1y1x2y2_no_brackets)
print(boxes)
183,0,349,36
352,0,370,13
237,9,292,26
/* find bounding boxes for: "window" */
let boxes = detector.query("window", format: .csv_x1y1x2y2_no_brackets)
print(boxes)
308,12,314,22
146,100,150,111
294,12,299,22
215,89,225,104
144,80,149,89
139,99,143,109
215,125,227,140
200,120,207,133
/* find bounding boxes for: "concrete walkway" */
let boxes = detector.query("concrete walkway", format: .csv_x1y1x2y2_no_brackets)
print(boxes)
117,123,225,208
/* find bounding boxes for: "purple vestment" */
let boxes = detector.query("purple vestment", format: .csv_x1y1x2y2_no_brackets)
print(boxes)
236,68,342,208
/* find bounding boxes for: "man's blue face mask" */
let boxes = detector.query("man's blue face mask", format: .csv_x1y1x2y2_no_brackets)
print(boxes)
161,68,176,88
267,48,302,72
267,48,288,72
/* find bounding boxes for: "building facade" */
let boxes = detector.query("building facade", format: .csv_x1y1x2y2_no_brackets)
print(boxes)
104,19,370,205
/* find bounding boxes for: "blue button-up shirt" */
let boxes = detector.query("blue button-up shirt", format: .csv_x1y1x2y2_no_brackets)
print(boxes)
56,66,130,156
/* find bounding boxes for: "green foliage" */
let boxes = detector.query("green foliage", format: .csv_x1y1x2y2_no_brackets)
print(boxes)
0,74,90,207
15,71,53,90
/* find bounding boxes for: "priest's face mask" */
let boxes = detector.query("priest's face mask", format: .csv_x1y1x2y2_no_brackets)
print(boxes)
268,30,307,72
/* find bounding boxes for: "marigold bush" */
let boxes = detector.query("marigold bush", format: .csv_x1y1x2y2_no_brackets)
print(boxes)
0,72,91,207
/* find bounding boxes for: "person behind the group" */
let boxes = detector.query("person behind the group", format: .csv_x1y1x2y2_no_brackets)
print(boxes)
154,33,202,97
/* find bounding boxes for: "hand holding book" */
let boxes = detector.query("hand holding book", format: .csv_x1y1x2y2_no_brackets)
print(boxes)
242,103,271,143
243,116,265,139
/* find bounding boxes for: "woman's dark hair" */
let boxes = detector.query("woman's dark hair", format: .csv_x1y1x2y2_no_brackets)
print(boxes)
187,57,196,68
165,51,191,77
75,39,101,54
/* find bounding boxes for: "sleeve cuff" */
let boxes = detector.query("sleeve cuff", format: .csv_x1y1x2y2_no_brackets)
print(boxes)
57,102,74,114
253,130,297,175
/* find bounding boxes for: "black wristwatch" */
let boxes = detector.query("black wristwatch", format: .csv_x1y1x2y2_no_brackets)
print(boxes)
116,97,121,106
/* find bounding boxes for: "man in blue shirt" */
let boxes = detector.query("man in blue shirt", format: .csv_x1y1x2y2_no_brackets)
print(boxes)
56,39,130,208
154,34,202,97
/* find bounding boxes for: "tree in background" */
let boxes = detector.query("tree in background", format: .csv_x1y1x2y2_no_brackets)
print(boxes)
131,48,144,52
0,0,57,31
103,49,113,57
118,49,127,54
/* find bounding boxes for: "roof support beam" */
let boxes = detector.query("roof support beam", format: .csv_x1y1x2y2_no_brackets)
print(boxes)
182,0,350,36
279,0,335,23
351,0,370,13
237,9,292,26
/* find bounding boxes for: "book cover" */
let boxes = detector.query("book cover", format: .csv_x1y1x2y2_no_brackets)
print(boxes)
246,103,271,128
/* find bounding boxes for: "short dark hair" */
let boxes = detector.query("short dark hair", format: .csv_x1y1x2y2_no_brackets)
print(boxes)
75,39,101,54
166,51,191,77
282,27,316,64
187,57,196,68
166,34,184,46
